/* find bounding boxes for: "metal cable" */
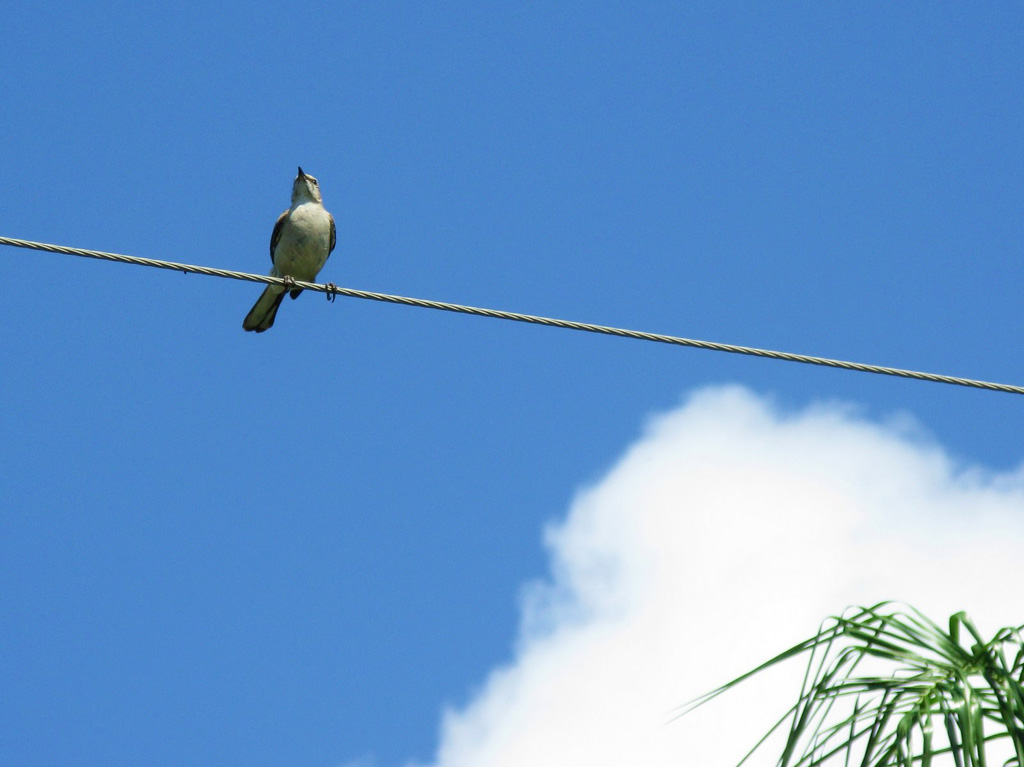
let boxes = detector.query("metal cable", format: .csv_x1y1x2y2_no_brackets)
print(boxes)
3,234,1022,395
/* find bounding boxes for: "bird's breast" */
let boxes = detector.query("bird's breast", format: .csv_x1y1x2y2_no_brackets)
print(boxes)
272,204,333,281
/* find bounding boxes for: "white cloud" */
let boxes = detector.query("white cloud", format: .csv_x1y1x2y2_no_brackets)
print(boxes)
418,386,1024,767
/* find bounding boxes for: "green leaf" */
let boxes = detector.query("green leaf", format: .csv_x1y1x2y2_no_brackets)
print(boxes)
680,604,1024,767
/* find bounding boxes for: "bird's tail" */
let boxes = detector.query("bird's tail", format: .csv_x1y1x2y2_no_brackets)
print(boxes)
243,286,286,333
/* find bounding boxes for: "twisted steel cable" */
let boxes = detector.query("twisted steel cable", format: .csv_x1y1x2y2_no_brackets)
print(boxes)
3,235,1022,395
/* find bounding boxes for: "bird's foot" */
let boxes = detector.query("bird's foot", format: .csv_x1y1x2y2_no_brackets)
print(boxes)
281,275,297,291
325,283,339,302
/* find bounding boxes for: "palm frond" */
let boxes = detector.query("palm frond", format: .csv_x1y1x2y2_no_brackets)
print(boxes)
680,603,1024,767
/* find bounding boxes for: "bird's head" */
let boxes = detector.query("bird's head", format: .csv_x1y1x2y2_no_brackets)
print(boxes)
292,166,323,205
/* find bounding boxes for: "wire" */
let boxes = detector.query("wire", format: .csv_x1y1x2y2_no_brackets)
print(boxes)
3,234,1022,396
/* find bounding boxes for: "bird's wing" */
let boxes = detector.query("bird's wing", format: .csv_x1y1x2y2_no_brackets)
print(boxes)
269,209,289,263
328,213,337,255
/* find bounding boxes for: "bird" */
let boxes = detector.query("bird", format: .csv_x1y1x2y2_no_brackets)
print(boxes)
243,167,336,332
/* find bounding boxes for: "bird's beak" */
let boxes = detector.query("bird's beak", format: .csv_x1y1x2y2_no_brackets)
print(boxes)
297,166,306,180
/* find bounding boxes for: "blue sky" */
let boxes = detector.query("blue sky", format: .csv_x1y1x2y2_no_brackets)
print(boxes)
2,4,1023,766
